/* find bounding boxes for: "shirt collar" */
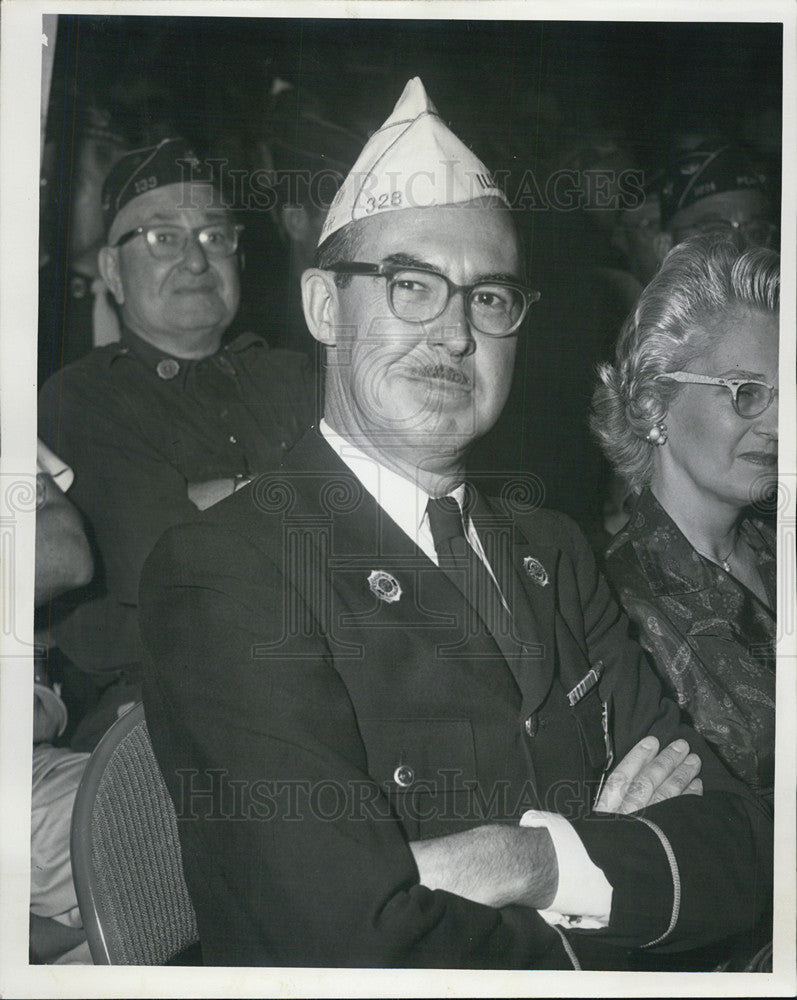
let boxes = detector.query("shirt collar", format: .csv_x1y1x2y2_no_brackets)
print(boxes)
319,418,466,564
112,327,192,385
110,327,264,383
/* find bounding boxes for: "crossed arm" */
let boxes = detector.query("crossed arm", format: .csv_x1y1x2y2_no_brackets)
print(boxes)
411,735,703,910
141,518,773,965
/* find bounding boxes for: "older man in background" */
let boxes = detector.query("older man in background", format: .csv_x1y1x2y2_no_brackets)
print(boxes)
38,138,315,747
659,138,778,255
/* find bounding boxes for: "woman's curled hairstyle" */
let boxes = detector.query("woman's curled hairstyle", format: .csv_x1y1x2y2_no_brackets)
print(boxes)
591,233,779,492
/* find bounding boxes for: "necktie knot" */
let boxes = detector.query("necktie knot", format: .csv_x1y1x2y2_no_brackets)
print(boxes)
426,495,466,553
426,491,515,646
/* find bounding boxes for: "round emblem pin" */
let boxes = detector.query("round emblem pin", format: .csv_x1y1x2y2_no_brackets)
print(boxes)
368,570,402,604
156,358,180,380
522,556,549,587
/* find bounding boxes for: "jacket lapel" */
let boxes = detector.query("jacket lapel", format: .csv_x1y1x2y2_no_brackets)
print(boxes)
279,433,558,716
280,433,523,685
473,493,558,717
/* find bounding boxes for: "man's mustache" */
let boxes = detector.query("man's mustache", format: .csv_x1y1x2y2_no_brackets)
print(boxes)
408,363,471,386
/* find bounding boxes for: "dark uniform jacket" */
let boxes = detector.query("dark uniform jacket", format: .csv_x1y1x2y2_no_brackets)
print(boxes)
605,488,776,796
140,430,772,969
38,329,315,676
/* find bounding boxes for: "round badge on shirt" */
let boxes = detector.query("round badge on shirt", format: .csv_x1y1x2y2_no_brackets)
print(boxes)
156,358,180,380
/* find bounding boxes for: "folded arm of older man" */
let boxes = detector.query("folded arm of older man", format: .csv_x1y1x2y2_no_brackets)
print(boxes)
410,735,703,913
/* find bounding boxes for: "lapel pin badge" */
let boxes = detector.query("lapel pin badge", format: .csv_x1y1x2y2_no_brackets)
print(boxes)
522,556,549,587
368,570,402,604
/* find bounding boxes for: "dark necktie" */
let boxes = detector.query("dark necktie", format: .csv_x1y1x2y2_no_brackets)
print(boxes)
426,494,512,641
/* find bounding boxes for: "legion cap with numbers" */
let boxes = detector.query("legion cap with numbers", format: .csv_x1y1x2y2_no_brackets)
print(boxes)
659,139,769,227
318,77,509,245
102,137,217,235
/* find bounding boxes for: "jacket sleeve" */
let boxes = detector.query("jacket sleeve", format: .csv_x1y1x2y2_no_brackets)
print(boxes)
139,520,580,969
38,366,202,672
39,367,199,608
555,516,772,953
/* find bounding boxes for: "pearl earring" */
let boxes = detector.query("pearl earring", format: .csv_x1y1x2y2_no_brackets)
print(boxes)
646,421,668,446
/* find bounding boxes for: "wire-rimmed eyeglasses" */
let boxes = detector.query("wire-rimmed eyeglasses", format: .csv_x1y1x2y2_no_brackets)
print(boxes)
111,222,244,261
655,372,777,418
325,261,540,337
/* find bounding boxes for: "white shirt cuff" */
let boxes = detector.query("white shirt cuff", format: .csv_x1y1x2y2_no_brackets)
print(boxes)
37,440,74,492
520,809,613,930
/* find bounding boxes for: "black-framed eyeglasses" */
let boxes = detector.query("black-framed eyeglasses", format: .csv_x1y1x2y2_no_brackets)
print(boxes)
325,261,540,337
655,372,777,418
672,218,778,248
111,222,244,260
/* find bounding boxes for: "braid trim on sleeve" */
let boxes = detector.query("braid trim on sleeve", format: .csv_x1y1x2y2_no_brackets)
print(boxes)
551,926,582,970
633,815,681,947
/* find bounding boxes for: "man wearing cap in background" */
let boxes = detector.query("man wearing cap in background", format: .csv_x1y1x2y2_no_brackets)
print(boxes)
38,137,315,749
658,137,778,257
38,104,131,388
140,82,772,969
257,81,366,357
600,140,778,538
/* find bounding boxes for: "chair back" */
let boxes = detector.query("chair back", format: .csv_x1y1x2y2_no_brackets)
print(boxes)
70,702,199,964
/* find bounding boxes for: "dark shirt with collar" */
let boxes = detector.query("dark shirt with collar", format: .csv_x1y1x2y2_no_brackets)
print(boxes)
604,487,776,796
38,328,315,676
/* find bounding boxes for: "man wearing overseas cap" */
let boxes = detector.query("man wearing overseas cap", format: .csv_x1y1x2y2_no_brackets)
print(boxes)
658,138,778,257
38,137,314,748
140,82,772,969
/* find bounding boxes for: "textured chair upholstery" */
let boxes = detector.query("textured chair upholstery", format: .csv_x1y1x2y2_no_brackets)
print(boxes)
70,702,199,964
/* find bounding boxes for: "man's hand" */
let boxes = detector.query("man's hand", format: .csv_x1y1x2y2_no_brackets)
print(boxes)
188,477,252,511
187,478,237,510
594,736,703,815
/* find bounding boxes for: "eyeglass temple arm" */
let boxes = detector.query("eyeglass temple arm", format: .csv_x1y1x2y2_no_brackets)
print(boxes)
325,262,383,275
658,373,772,388
656,372,724,385
110,229,141,250
328,261,540,298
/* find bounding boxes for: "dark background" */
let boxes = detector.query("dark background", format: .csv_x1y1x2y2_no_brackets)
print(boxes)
45,17,782,180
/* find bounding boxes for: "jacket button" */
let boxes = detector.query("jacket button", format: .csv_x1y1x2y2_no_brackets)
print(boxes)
393,764,414,788
524,715,538,738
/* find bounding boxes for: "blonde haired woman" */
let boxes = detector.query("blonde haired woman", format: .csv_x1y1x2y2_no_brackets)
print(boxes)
592,234,778,798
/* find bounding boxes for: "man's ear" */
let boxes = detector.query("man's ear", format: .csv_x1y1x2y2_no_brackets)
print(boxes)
98,246,124,305
653,231,673,267
301,268,341,346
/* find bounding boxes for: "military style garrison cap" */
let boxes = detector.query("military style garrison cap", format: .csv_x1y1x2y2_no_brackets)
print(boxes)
102,137,216,234
660,140,768,227
319,77,509,245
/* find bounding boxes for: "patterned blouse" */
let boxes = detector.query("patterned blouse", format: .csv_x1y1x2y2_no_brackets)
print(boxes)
604,488,776,797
